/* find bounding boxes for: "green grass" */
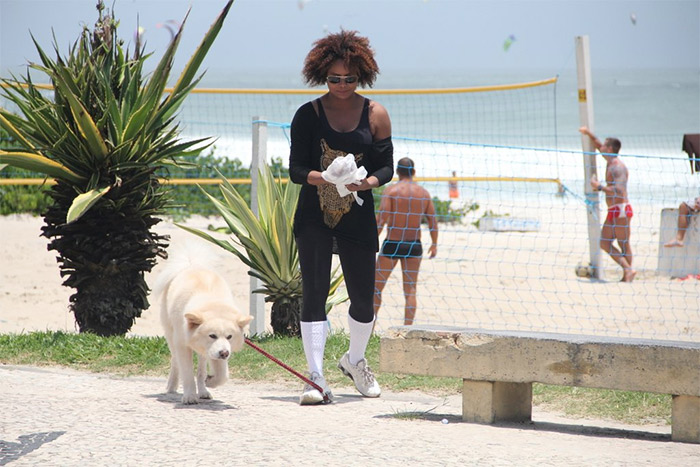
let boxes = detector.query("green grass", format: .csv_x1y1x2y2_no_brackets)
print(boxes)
533,383,671,425
0,330,671,425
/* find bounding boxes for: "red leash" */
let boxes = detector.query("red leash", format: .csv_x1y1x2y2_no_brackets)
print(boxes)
244,338,331,403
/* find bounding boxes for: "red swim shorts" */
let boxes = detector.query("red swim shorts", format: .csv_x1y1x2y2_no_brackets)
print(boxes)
605,203,633,224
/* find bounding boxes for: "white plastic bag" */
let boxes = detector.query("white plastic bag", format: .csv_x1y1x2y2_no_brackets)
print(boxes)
321,154,368,205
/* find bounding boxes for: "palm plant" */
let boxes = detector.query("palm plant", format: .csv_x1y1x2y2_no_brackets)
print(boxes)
0,0,234,336
179,166,348,337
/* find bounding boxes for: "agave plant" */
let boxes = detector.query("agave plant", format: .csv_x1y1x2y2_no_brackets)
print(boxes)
0,0,234,336
179,165,348,336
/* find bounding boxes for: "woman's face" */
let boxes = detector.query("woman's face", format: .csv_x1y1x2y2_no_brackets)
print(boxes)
325,60,358,99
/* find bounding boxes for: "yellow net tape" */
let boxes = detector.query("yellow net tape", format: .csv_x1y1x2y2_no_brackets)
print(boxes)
2,77,557,95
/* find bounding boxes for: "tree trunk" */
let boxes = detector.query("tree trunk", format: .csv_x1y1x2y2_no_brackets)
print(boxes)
270,296,302,337
41,182,168,336
69,266,148,336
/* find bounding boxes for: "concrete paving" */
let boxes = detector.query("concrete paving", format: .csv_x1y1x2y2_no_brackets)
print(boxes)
1,365,699,466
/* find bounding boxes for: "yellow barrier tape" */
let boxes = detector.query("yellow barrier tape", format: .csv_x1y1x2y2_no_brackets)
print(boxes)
2,77,557,96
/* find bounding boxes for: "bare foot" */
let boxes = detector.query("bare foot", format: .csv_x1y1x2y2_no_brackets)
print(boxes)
622,269,637,283
664,239,684,248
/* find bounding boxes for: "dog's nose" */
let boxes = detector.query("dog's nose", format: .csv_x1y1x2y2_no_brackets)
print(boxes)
219,349,230,359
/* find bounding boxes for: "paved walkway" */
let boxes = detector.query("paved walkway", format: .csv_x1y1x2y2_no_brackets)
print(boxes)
1,365,698,466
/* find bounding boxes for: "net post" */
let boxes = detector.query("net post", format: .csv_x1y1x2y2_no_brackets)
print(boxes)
575,35,603,280
249,116,267,336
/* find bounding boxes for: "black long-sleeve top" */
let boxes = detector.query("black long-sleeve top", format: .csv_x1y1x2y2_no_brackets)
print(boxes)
289,98,394,251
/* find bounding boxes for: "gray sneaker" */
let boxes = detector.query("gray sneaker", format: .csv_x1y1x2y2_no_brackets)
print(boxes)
299,372,333,405
338,352,381,397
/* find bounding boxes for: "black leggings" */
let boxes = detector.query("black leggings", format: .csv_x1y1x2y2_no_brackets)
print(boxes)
296,225,376,323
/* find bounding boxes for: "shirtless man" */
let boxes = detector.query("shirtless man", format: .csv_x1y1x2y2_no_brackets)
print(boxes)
664,197,700,247
580,126,636,282
374,157,438,325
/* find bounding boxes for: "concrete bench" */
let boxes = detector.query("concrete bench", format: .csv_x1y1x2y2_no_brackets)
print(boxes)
379,326,700,443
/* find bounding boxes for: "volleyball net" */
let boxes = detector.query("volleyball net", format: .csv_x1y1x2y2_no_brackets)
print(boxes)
369,135,698,343
2,80,698,342
209,80,696,343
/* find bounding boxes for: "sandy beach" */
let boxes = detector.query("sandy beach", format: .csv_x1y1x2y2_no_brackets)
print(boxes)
1,203,698,341
0,214,253,337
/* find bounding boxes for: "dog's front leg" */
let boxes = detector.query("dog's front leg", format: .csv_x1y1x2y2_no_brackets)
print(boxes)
196,354,212,400
165,353,179,394
174,346,199,404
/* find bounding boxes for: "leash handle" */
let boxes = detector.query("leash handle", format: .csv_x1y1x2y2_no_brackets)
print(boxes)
244,338,330,402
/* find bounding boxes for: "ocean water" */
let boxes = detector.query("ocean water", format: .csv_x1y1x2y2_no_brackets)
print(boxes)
174,68,699,205
2,68,698,203
194,67,700,137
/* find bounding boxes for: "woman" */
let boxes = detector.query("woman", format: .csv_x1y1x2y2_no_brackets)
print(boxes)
289,30,393,405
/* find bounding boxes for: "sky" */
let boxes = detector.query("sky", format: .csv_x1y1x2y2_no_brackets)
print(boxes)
1,0,699,86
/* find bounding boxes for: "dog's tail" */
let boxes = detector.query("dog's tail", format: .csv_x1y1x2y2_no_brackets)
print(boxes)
205,359,229,388
151,239,221,299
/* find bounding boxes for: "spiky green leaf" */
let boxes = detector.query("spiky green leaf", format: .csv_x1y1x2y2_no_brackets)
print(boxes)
0,150,83,183
52,67,109,161
0,110,36,150
66,185,112,223
169,0,234,99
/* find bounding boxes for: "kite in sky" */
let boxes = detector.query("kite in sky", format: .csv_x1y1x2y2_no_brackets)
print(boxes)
630,13,637,25
503,34,516,52
156,20,180,39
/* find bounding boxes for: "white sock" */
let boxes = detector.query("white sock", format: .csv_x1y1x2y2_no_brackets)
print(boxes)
347,314,374,365
301,321,328,376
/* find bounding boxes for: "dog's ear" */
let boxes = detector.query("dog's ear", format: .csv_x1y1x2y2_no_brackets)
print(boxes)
185,312,204,329
237,315,253,328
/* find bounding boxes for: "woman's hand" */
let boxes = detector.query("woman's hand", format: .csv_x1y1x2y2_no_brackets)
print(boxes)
345,176,378,192
307,170,330,186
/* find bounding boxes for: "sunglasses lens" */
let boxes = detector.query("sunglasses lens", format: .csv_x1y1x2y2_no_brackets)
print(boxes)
327,76,357,84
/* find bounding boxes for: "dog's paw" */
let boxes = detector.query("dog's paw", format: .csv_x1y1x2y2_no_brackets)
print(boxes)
181,393,199,405
199,390,212,400
205,374,227,388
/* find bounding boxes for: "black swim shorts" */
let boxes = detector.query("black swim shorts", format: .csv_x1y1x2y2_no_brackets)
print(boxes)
379,239,423,258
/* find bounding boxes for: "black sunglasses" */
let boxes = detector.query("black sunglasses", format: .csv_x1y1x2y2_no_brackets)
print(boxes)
326,75,358,84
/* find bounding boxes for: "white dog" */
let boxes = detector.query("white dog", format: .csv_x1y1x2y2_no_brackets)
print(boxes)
152,242,252,404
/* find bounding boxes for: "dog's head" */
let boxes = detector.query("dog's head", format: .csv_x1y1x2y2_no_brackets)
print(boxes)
185,307,253,360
